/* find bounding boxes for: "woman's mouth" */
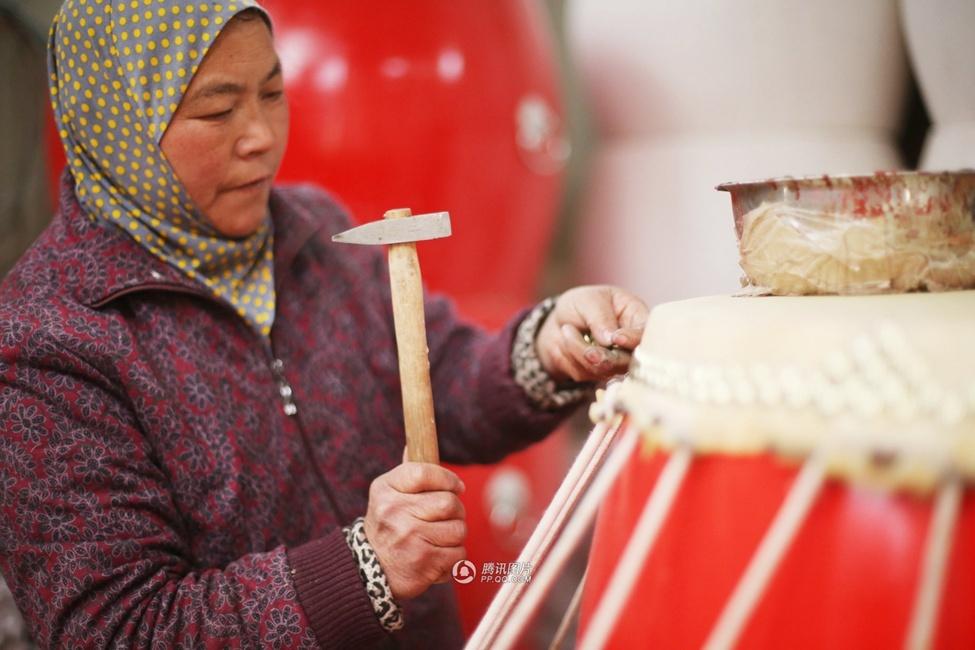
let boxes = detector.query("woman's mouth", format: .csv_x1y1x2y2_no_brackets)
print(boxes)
228,176,270,192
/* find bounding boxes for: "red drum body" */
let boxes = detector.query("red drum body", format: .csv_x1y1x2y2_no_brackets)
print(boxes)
580,417,975,648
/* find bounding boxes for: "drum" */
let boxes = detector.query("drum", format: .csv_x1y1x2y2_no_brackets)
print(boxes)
467,289,975,650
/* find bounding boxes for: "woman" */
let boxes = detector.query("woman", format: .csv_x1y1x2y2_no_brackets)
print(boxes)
0,1,647,647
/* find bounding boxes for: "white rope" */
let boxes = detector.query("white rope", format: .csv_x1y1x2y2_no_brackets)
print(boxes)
703,455,826,650
488,424,642,650
465,416,623,650
905,476,962,650
579,445,693,650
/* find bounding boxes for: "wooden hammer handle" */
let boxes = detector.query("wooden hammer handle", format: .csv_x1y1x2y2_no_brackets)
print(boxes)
384,208,439,464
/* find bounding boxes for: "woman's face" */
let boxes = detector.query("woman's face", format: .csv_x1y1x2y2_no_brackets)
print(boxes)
160,15,288,239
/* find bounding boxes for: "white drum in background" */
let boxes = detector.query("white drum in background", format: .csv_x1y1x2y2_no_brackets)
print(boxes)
566,0,908,305
901,0,975,170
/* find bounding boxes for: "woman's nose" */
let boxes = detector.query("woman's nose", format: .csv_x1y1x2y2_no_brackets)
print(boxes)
236,106,275,157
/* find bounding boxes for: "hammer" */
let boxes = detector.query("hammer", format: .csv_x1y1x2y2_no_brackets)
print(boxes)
332,208,452,464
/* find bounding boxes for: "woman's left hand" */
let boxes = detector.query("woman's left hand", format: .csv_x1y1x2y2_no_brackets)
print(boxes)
535,285,649,384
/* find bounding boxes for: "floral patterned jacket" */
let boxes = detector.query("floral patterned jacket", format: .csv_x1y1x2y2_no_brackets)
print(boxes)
0,177,570,648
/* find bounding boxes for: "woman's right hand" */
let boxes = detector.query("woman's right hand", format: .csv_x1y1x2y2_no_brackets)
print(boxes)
363,462,468,601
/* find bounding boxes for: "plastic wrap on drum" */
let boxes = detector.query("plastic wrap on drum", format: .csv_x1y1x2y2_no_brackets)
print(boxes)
719,171,975,296
739,201,975,295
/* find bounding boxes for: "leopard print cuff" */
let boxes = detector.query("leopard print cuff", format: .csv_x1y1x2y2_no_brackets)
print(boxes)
511,296,591,410
343,517,404,632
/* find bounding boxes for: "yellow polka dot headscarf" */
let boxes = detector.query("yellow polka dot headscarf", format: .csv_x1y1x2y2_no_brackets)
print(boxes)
48,0,277,338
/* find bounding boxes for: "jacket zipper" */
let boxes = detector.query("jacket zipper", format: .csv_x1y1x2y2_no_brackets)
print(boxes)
270,358,298,416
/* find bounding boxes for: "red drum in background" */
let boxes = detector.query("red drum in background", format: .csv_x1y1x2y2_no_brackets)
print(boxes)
45,104,67,209
257,2,572,640
262,0,569,327
579,422,975,649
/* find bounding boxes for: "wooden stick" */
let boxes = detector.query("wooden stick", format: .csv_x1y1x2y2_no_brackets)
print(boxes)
466,416,624,649
905,476,962,650
490,425,642,650
548,567,589,650
384,208,438,464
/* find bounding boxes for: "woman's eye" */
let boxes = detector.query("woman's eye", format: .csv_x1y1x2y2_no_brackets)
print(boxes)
263,91,283,101
200,108,233,121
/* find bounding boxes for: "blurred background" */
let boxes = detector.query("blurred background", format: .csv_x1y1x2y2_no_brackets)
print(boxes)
2,0,972,647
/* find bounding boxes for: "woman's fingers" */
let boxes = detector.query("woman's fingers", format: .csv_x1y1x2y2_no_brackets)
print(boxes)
613,286,650,327
385,461,465,495
417,518,468,548
554,324,597,381
568,287,624,348
556,323,631,380
405,490,466,523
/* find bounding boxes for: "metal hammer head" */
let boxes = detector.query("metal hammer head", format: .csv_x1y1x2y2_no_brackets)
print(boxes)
331,210,452,246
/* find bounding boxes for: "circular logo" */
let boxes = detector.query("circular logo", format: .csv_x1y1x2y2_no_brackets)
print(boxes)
452,560,476,585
